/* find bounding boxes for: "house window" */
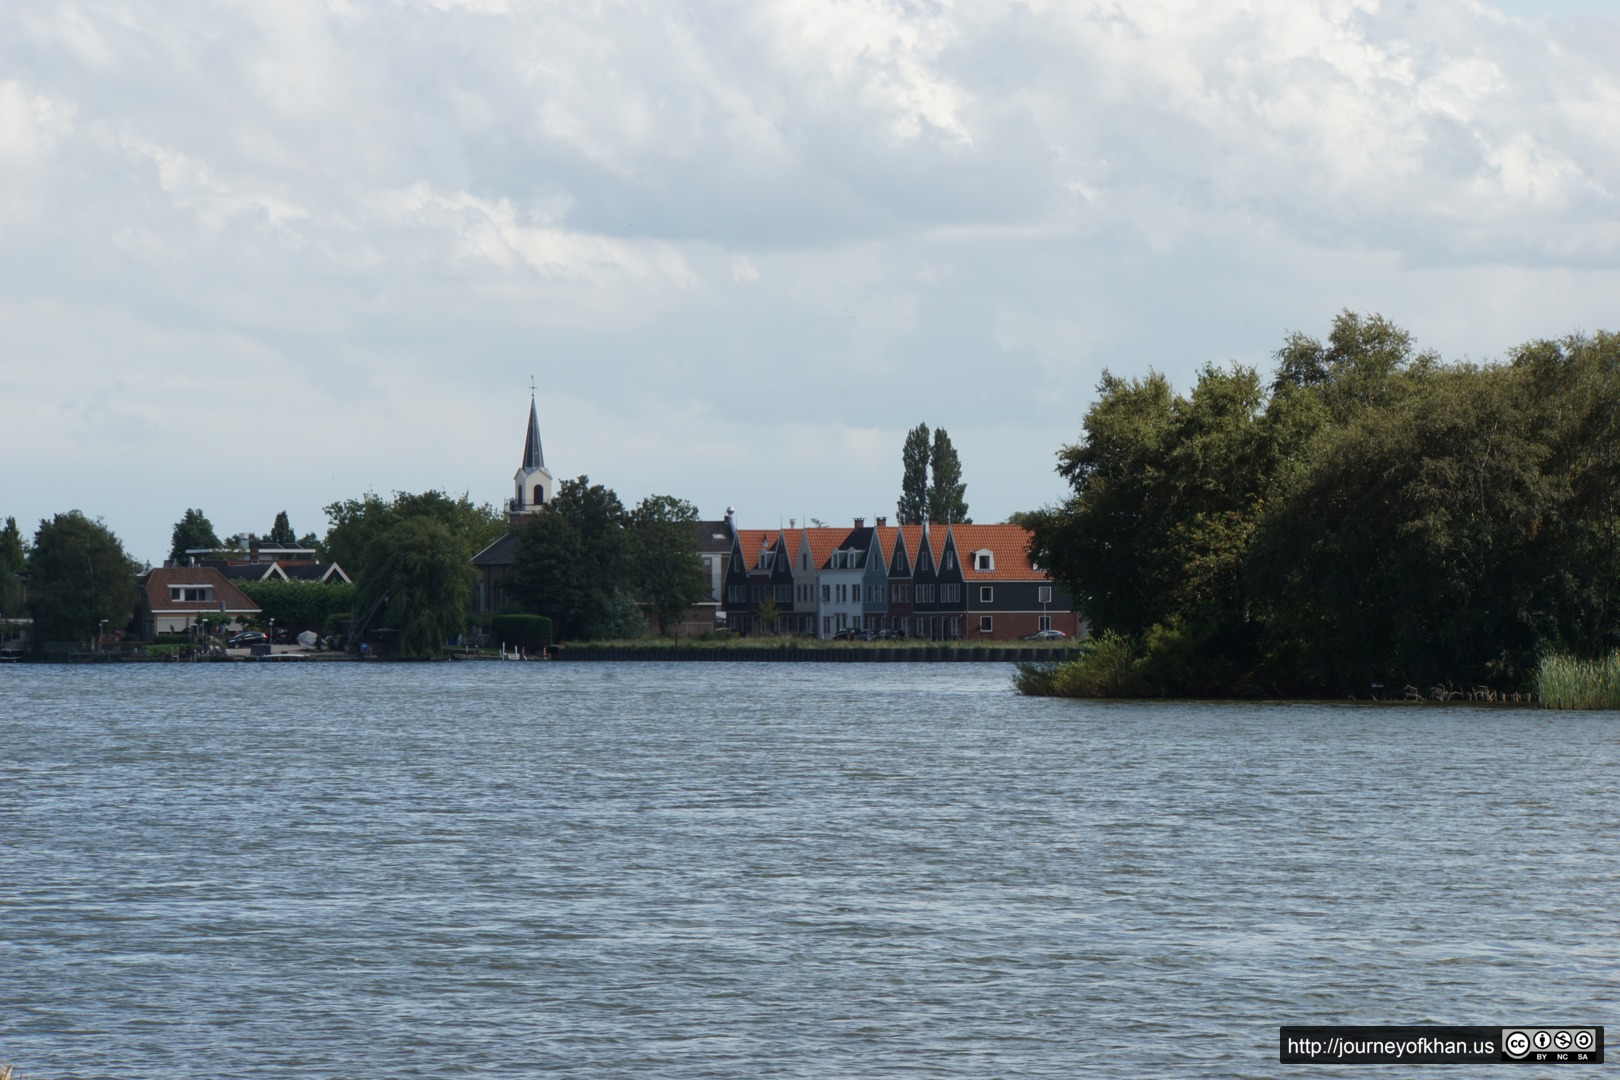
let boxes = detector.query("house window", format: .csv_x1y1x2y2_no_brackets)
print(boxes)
1039,615,1052,631
979,615,993,633
821,584,830,603
822,616,831,635
1038,585,1052,604
836,613,847,629
945,552,954,569
169,586,215,603
980,586,993,604
974,551,993,571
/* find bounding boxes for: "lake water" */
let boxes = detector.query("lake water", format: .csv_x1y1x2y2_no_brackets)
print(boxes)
2,663,1616,1078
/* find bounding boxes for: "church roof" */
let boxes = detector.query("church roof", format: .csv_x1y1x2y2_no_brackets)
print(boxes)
521,396,546,471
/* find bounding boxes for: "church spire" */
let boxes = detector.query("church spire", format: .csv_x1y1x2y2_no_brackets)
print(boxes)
521,393,545,471
511,388,554,520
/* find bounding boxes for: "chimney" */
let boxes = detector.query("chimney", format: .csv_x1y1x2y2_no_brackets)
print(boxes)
876,516,887,528
854,517,865,528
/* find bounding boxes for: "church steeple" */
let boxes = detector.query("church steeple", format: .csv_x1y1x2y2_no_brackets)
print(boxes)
511,391,554,520
521,395,545,471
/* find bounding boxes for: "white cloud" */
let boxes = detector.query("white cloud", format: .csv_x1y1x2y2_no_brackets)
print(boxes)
1,0,1618,561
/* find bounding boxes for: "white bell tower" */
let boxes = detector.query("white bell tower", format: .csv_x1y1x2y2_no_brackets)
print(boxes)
511,391,554,520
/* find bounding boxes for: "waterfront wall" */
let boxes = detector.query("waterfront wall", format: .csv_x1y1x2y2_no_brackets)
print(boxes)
551,645,1079,663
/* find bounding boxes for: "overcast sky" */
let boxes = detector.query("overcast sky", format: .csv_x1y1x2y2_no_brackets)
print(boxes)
3,0,1617,565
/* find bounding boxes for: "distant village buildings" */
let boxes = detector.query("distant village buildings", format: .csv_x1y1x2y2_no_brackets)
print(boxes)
474,396,1080,641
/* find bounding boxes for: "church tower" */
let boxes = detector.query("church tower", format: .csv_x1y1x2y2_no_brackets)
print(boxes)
510,394,554,520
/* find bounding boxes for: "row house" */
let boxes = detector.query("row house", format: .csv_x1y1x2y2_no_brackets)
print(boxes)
721,517,1081,641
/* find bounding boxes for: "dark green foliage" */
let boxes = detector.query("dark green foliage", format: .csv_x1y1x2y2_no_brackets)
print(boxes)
897,423,930,524
0,515,27,616
504,511,584,635
630,495,707,636
238,578,357,632
168,508,221,565
268,511,296,546
927,427,970,524
26,511,140,648
600,587,648,640
505,476,631,641
1030,311,1620,697
354,517,476,658
491,613,552,652
323,490,505,585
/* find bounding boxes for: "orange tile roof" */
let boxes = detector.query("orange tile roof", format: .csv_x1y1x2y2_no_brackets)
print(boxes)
947,524,1044,581
733,522,1046,580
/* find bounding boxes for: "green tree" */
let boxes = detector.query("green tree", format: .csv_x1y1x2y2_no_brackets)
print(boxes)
1513,332,1620,659
168,508,221,565
600,587,648,640
1030,370,1177,637
1249,363,1554,689
0,515,28,616
268,510,296,546
504,477,640,641
1027,311,1620,697
926,426,971,524
630,494,707,636
26,511,139,648
504,510,587,638
897,423,930,524
549,477,631,640
755,595,780,634
354,517,475,658
323,490,505,584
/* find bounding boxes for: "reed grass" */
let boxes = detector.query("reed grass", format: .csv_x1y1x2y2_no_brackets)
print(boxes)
1536,650,1620,710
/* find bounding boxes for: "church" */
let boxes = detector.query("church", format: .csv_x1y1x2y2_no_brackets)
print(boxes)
470,394,554,614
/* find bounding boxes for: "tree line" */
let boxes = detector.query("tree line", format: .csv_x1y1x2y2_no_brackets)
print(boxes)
1025,311,1620,696
1,479,710,659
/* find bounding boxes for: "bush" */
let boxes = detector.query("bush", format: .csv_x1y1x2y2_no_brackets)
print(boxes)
1015,630,1140,697
239,579,357,632
492,613,552,653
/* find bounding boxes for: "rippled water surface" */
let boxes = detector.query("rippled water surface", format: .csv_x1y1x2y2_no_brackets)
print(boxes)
2,663,1616,1077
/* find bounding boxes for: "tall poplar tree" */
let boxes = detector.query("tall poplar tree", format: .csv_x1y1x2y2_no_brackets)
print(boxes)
927,427,971,524
897,423,931,524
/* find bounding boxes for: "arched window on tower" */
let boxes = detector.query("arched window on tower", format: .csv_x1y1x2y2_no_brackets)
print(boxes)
534,485,545,504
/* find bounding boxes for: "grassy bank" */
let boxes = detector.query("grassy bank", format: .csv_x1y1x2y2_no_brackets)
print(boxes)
1536,651,1620,710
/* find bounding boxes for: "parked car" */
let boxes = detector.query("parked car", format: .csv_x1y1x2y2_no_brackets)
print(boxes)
874,628,909,640
831,627,874,641
228,630,268,648
1021,628,1068,640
